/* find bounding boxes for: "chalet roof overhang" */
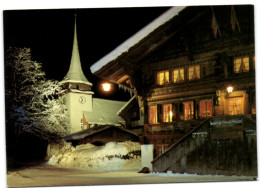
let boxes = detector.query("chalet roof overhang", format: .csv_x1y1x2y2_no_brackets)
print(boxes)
90,6,188,86
90,6,217,89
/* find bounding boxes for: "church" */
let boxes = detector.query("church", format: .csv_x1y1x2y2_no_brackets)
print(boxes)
58,16,127,134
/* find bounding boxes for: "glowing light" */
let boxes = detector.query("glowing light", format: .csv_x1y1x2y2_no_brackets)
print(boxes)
169,111,173,118
102,83,111,92
227,86,233,93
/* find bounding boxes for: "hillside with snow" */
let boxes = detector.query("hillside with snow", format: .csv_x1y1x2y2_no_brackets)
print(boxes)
48,141,141,172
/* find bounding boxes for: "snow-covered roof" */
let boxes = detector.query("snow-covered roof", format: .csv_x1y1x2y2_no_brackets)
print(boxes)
83,98,126,126
117,95,136,116
64,125,138,141
90,6,186,74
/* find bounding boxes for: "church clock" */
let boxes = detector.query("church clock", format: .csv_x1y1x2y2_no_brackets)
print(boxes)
79,96,86,104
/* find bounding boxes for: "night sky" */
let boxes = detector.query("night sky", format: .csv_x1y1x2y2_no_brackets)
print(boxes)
3,7,170,100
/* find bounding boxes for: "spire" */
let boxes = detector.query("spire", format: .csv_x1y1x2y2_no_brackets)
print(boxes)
60,14,92,86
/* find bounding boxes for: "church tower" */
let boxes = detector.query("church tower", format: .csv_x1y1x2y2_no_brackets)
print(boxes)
59,15,94,133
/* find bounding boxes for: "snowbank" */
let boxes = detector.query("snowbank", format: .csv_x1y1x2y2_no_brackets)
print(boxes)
48,141,141,172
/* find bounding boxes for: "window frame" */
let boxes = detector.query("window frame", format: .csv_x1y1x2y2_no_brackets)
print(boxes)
162,104,173,123
183,101,194,120
199,100,213,119
234,56,250,73
227,97,243,115
157,70,170,85
149,105,158,124
172,67,185,83
188,65,200,81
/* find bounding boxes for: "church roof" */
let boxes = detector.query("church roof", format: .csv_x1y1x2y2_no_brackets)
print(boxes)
60,15,92,86
83,98,126,126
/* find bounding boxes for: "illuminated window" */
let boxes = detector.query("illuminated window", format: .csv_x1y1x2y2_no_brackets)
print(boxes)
172,68,184,83
157,70,169,85
162,104,173,122
149,105,157,124
188,65,200,80
183,101,194,120
234,57,249,73
200,100,212,118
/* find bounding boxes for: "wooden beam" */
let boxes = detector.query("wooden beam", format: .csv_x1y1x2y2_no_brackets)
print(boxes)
106,67,125,80
117,75,129,84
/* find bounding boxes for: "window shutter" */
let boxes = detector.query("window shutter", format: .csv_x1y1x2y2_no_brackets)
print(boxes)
207,100,213,117
157,104,163,123
184,67,187,82
172,103,176,121
192,100,195,119
179,102,183,114
156,72,160,85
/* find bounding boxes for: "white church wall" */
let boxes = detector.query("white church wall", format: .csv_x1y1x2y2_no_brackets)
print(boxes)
67,92,93,133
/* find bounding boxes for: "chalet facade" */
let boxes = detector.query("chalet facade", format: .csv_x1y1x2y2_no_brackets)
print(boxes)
90,6,256,175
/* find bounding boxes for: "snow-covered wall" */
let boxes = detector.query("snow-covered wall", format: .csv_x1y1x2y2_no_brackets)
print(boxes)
141,144,154,171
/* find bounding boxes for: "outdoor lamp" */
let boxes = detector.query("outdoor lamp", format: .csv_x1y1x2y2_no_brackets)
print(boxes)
102,83,111,92
227,86,233,93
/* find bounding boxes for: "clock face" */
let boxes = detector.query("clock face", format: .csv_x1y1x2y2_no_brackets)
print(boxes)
79,96,86,104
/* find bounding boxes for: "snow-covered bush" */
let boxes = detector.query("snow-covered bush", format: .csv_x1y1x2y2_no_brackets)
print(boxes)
48,141,141,172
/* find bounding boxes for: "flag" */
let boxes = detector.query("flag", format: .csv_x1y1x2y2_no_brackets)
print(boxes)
231,6,241,32
211,7,221,38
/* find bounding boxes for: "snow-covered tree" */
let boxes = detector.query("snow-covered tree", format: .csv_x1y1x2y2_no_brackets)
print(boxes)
5,47,70,141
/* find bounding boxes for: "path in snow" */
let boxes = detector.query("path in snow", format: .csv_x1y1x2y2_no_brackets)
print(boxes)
6,164,257,187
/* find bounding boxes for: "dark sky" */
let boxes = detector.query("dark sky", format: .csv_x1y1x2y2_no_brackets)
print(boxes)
3,7,170,100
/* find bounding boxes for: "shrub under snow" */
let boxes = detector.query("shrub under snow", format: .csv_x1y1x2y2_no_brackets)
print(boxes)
48,141,141,172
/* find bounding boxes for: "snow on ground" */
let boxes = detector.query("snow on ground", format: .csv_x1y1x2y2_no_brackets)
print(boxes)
48,141,141,172
6,141,258,187
6,164,258,188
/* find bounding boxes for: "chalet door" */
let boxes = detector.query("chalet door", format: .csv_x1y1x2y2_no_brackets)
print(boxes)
227,97,243,115
200,100,212,118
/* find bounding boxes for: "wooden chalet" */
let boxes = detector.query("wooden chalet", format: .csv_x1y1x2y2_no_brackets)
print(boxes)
90,6,257,175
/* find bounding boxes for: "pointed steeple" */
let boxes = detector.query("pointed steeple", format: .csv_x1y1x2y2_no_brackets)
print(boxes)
60,14,92,86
